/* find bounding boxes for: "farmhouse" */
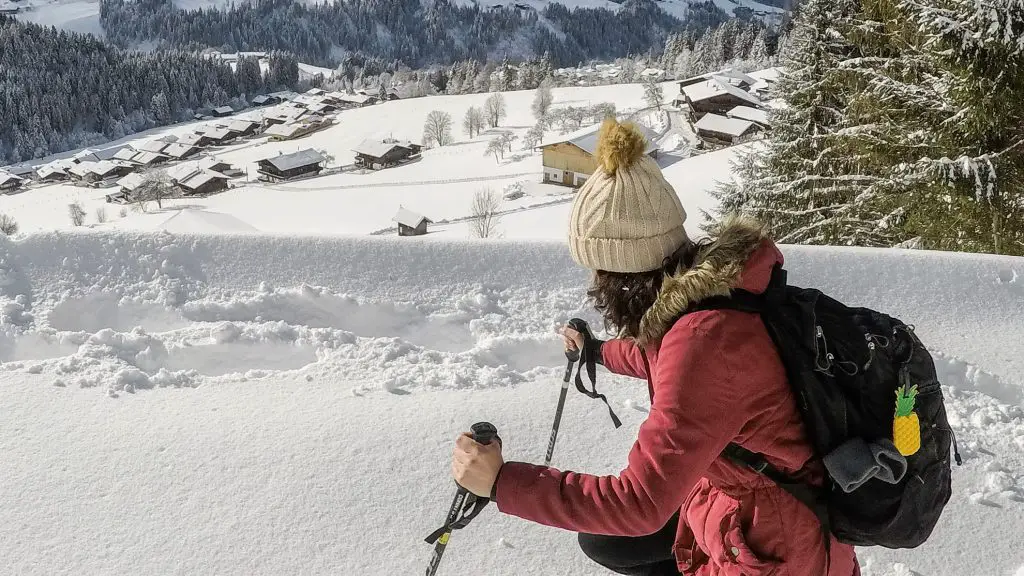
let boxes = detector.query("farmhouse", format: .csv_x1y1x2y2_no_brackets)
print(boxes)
36,164,70,183
256,149,327,182
539,123,659,188
199,126,240,145
163,143,201,160
212,106,235,118
726,105,770,128
139,140,171,154
178,133,215,148
353,139,422,169
694,113,761,148
683,78,763,122
252,94,278,107
393,207,432,236
0,171,23,193
116,172,146,195
264,116,333,141
68,160,134,183
177,171,230,196
226,119,261,137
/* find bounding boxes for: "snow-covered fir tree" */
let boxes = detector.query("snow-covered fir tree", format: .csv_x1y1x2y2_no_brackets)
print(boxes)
712,0,903,247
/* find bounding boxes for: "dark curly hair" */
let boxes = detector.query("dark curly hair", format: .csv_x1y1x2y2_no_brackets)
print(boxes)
587,238,710,339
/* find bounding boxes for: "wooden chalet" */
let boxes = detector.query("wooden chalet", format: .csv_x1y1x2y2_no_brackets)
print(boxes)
163,143,201,160
178,132,215,148
677,68,756,90
393,207,432,236
682,78,763,122
36,164,70,183
0,171,23,193
539,123,658,188
265,116,333,142
256,149,327,182
68,160,134,184
353,139,422,169
6,164,37,180
212,106,235,118
130,151,169,166
199,126,240,145
693,113,761,148
112,147,139,162
226,119,261,137
139,140,172,154
177,170,230,196
116,172,146,196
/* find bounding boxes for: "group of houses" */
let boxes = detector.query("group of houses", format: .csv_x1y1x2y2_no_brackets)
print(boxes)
676,67,778,149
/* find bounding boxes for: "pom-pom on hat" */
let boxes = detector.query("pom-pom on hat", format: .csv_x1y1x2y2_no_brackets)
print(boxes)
568,118,688,273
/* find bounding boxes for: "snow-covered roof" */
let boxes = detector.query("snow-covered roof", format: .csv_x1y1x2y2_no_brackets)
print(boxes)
94,145,133,161
213,106,234,115
264,124,304,138
540,121,658,156
748,67,782,83
132,152,167,165
353,139,417,159
112,148,138,162
393,207,431,229
727,106,769,125
36,165,68,179
179,170,229,190
91,161,130,177
199,157,231,171
117,172,146,191
683,78,762,107
178,133,207,146
164,143,199,158
5,164,36,177
338,93,373,104
260,149,326,171
167,161,202,182
227,119,259,132
204,127,237,141
139,140,171,154
0,171,22,186
306,88,326,96
694,114,756,137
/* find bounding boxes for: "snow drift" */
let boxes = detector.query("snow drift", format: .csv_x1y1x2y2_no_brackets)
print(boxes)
1,230,1023,575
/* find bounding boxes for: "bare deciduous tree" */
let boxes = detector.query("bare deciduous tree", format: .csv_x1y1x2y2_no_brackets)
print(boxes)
134,170,175,211
68,202,86,227
485,92,507,128
485,138,504,163
423,110,454,147
523,123,546,150
95,207,108,223
463,106,486,138
531,80,554,120
0,213,18,236
470,187,502,239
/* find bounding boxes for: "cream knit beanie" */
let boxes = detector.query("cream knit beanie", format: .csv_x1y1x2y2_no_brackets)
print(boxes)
568,118,688,273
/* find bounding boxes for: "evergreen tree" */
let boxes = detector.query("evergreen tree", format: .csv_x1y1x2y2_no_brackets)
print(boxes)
712,0,899,246
151,92,172,124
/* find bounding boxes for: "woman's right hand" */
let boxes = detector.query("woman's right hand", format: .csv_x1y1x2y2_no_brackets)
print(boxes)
560,325,584,354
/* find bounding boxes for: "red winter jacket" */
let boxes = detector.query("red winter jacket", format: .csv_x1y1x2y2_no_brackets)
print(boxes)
495,217,860,576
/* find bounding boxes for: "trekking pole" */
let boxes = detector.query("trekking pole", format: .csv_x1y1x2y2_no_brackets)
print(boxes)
424,421,499,576
544,318,586,466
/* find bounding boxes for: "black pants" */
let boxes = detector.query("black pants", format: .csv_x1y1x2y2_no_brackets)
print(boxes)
577,513,683,576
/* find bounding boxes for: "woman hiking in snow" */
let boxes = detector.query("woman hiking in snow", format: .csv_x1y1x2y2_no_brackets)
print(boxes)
451,118,860,575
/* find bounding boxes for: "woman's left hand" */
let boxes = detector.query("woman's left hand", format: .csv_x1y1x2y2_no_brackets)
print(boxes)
452,432,505,498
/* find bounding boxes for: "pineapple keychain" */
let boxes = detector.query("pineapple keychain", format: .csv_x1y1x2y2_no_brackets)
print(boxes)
894,381,921,456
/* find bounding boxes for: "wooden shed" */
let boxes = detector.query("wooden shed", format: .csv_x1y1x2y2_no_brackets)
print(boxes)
393,207,432,236
353,139,422,169
256,149,327,182
539,123,658,188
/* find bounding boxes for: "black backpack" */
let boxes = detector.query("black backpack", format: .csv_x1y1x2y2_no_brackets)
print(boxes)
686,264,961,549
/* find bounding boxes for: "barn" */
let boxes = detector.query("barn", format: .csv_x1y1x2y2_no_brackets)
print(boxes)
539,123,659,188
177,171,230,196
353,139,422,170
392,207,432,236
256,149,327,182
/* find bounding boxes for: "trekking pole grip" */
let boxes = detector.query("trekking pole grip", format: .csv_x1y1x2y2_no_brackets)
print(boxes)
471,422,498,446
565,318,589,362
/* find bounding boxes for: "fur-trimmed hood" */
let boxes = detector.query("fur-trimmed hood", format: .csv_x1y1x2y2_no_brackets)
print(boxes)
637,214,778,345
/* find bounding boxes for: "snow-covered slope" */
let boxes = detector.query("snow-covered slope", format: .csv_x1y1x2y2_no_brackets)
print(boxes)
1,82,693,237
1,230,1023,575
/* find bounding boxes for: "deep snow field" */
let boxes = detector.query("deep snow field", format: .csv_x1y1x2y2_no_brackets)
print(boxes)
1,229,1023,576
